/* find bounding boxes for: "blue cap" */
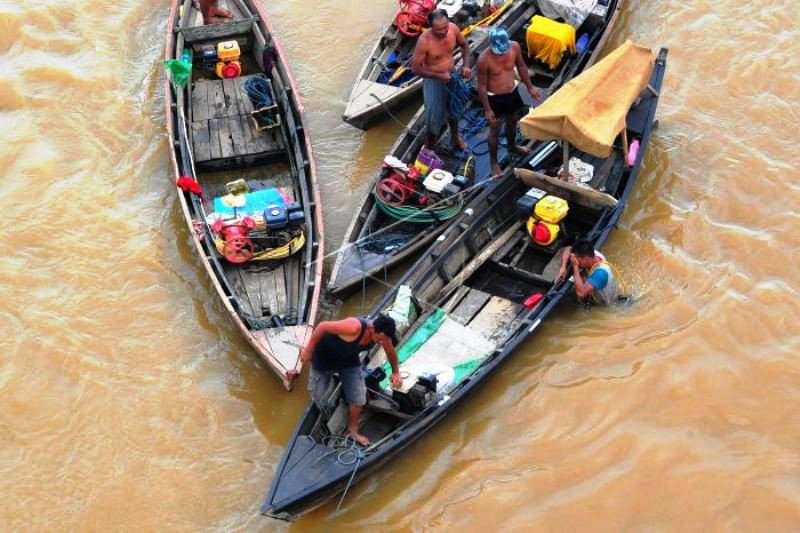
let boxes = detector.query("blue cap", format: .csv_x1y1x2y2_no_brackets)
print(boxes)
489,28,511,55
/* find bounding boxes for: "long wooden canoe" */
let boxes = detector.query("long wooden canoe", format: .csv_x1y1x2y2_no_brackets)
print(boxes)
165,0,323,390
263,44,668,520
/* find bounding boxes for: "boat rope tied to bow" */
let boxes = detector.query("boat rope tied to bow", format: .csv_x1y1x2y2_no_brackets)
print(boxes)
316,435,370,522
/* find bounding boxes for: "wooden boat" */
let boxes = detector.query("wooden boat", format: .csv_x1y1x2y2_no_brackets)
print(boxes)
164,0,324,390
342,0,529,129
328,0,622,297
263,42,668,520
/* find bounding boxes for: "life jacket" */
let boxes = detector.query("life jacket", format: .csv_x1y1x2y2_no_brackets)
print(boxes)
587,259,619,305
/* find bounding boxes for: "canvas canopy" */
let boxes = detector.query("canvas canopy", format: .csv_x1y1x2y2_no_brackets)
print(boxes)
519,40,655,158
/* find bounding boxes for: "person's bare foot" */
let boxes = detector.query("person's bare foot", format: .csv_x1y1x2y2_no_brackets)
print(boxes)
511,145,531,157
210,6,233,18
453,134,468,152
348,431,370,446
490,164,502,178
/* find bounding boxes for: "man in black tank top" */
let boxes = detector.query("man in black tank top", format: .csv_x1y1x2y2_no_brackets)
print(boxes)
294,314,402,446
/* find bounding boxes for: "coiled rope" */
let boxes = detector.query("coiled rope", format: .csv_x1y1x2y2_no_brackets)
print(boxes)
241,74,274,108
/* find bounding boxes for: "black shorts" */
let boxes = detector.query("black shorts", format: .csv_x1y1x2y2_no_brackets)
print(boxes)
488,85,525,117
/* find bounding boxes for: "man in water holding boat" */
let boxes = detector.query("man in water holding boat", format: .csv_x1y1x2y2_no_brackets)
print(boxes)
411,9,472,152
477,28,541,178
555,239,619,305
293,315,403,446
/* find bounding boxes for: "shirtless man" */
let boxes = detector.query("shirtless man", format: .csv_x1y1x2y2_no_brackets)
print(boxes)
199,0,233,24
477,28,541,177
411,9,471,151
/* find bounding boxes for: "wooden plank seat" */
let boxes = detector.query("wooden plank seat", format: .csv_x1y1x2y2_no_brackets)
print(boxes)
190,74,285,165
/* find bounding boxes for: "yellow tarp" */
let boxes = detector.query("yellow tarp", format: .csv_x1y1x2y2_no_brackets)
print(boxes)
520,40,655,158
526,15,576,69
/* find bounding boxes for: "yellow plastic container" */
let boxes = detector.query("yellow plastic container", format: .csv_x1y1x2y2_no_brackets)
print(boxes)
217,40,241,61
534,195,569,224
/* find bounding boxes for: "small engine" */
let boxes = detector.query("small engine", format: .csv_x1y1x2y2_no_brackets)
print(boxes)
393,373,438,414
215,40,242,79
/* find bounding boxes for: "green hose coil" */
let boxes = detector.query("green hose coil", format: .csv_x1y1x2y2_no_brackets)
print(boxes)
373,191,463,223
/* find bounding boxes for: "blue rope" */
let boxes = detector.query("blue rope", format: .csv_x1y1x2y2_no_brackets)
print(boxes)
242,74,274,109
320,435,368,531
445,72,471,120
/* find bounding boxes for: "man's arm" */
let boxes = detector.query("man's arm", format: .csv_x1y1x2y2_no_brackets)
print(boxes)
455,25,472,77
381,339,403,388
476,54,496,124
514,43,540,100
570,255,595,300
555,246,572,282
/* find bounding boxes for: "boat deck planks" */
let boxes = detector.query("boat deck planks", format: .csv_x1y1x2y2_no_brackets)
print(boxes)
191,75,284,165
240,267,267,317
442,285,471,313
228,268,255,317
449,288,491,326
263,327,303,370
255,267,279,317
541,248,567,282
467,296,521,340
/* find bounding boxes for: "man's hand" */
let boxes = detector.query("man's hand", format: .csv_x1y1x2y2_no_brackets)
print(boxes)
438,71,452,84
570,253,580,269
556,264,568,283
390,371,403,389
460,66,472,79
300,346,312,364
484,107,497,126
528,86,542,101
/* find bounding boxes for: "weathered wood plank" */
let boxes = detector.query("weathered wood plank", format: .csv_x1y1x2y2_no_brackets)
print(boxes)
180,19,259,44
227,114,246,156
272,263,288,316
442,285,470,313
251,121,272,153
228,268,255,317
208,118,223,160
450,289,491,325
216,118,235,158
264,326,303,371
240,269,264,318
222,78,244,116
515,168,618,210
256,266,279,317
190,120,211,162
438,224,520,302
542,247,567,282
209,82,227,119
236,113,259,154
191,81,210,122
237,76,256,113
283,255,299,323
468,296,520,340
